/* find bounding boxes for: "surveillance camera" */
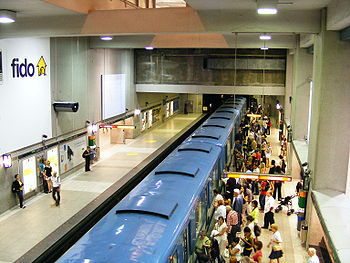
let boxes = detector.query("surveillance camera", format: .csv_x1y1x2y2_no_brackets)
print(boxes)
42,134,48,139
53,102,79,112
86,120,91,124
302,162,308,167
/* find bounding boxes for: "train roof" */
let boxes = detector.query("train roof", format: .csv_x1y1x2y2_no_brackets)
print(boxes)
58,142,222,263
186,110,239,146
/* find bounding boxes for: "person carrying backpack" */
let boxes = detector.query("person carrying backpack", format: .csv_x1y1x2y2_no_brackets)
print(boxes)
12,174,26,209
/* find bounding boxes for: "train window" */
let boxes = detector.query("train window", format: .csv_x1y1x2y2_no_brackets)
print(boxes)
212,167,219,188
182,228,189,262
195,199,202,236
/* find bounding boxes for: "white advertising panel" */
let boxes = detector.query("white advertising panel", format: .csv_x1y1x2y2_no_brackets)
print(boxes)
23,156,37,193
0,38,51,155
47,147,59,175
101,74,126,120
59,136,86,173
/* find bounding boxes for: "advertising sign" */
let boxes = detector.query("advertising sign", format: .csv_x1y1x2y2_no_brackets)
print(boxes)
59,136,86,173
47,147,59,175
23,156,37,193
0,38,51,155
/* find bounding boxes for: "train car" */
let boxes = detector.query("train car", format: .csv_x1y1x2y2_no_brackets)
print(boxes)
58,142,222,263
57,98,246,263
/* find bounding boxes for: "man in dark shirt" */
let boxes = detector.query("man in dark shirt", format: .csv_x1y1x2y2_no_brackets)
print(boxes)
12,174,26,208
82,146,92,172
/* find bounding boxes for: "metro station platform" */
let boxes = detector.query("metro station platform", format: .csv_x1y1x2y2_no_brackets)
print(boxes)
255,128,306,263
0,113,202,263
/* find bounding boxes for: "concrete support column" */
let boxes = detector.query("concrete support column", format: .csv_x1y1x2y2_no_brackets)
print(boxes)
284,53,293,124
308,24,350,192
291,45,313,141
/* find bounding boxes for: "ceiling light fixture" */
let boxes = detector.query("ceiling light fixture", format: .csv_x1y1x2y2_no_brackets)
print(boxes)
259,34,272,40
260,47,269,50
100,36,113,41
257,0,278,15
0,10,16,23
145,46,154,50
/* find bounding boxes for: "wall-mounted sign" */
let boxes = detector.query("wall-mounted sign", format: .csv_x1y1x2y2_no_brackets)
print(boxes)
11,56,47,78
0,38,51,155
59,136,86,173
99,125,136,129
23,156,37,193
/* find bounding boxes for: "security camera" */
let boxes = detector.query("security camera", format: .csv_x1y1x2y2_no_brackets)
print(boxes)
302,162,308,167
42,134,48,139
53,102,79,112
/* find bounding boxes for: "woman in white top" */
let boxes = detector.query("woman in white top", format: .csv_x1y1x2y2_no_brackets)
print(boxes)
267,224,283,263
265,143,272,167
211,216,228,259
214,199,226,220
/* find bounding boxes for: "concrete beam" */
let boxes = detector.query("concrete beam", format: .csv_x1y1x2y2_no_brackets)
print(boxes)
136,84,285,95
327,0,350,30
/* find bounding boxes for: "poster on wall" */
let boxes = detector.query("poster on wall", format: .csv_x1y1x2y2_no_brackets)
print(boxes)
47,147,59,175
0,38,51,155
148,110,153,128
23,156,37,193
170,101,174,116
166,103,170,118
59,136,86,173
141,112,147,131
101,74,126,120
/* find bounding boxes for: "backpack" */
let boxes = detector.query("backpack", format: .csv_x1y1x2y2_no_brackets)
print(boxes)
254,223,261,237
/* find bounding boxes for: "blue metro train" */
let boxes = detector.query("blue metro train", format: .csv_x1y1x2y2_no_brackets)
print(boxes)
58,97,247,263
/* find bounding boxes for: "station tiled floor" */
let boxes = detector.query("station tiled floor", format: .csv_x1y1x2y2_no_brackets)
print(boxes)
0,113,202,263
255,128,307,263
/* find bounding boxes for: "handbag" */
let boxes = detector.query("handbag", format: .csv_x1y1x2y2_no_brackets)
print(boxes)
272,244,282,251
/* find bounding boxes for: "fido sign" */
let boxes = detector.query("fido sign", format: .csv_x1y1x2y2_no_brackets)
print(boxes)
10,56,47,78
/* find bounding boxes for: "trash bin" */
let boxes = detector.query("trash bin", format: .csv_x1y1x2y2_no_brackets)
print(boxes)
301,225,308,243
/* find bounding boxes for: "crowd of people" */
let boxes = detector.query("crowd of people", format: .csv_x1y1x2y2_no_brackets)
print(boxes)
196,113,293,263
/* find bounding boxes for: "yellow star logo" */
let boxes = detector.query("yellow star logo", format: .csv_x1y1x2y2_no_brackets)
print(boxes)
37,56,47,76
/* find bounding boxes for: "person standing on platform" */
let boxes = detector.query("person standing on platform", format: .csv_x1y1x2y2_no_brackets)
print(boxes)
195,231,211,263
82,146,92,172
44,161,53,193
12,174,26,209
39,158,48,193
262,191,275,230
51,172,61,206
267,224,283,263
307,248,320,263
226,205,239,244
232,189,244,227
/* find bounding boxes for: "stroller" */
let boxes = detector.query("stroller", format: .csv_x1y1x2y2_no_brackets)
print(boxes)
274,195,295,216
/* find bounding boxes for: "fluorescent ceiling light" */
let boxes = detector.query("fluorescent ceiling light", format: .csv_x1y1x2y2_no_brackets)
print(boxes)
259,35,272,40
145,46,154,50
260,47,269,50
257,0,278,15
257,8,277,14
100,36,113,41
0,10,16,23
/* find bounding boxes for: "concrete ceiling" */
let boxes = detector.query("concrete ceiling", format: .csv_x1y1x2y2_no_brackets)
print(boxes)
0,0,348,48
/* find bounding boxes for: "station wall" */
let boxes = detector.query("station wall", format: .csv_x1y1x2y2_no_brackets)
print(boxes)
50,37,137,136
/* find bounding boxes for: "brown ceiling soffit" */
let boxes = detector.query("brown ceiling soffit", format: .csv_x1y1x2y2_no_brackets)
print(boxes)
81,7,205,34
151,33,228,48
43,0,131,14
